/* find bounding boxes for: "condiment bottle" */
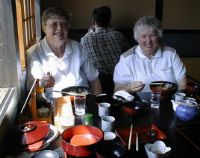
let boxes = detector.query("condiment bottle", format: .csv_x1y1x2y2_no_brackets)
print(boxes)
36,86,51,118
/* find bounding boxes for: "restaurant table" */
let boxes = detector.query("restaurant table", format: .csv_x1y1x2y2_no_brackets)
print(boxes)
3,92,200,158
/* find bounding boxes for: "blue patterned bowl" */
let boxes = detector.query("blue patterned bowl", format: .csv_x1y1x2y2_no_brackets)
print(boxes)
176,104,199,121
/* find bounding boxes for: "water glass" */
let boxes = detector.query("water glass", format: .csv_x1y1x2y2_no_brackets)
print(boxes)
150,92,161,108
74,95,86,115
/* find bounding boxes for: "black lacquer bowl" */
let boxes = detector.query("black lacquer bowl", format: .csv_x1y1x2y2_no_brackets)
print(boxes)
123,100,149,116
61,86,90,96
150,81,178,100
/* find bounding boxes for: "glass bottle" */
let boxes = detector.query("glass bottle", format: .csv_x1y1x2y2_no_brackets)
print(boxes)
36,86,50,118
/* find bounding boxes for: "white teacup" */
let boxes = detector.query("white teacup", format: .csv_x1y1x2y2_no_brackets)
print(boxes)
174,92,186,102
101,115,115,132
98,102,111,117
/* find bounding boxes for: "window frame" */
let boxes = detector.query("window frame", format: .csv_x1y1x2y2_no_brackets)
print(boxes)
15,0,37,68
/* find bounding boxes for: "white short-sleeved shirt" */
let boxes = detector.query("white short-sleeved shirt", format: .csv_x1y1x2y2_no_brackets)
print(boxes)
114,45,186,92
28,37,99,98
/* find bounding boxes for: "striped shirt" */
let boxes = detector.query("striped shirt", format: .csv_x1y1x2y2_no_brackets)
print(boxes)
81,27,130,75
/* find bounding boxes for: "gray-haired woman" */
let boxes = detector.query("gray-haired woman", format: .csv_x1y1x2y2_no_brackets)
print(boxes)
114,16,187,93
28,7,102,99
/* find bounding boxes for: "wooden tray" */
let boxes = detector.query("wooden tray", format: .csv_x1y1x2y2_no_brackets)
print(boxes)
115,124,166,146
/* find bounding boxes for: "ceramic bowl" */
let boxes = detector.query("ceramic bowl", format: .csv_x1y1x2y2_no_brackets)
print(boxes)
34,150,59,158
61,125,103,157
150,81,178,100
123,100,149,116
97,141,126,158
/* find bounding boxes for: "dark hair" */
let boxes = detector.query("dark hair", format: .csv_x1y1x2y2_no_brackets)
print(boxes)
92,6,111,27
42,7,71,27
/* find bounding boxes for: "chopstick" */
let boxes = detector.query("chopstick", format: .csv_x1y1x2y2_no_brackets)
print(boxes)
128,124,133,150
53,90,75,95
53,90,88,96
150,82,164,85
20,79,37,114
136,132,139,151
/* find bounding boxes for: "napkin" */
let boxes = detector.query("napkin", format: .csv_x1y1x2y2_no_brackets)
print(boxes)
113,90,134,101
144,141,171,158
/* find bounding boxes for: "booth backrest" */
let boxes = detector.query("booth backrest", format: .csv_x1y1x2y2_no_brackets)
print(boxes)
69,29,200,57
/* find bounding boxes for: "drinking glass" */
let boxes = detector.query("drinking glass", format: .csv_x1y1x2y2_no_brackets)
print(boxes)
74,95,86,115
150,92,161,108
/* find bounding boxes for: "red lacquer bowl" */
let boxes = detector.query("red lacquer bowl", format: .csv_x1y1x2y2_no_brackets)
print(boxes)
62,125,103,157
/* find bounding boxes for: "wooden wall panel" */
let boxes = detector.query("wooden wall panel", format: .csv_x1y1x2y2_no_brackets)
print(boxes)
56,0,155,29
163,0,200,29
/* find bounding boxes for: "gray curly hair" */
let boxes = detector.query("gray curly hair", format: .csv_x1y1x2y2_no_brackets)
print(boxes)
42,7,71,28
133,16,162,41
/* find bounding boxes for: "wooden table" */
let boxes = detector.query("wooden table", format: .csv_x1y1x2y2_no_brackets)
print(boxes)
3,92,200,158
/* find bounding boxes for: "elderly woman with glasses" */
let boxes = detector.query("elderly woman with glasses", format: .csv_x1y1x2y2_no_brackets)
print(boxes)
114,16,187,93
28,7,102,98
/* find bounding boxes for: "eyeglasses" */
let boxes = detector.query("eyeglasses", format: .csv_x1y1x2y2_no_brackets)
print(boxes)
45,22,68,30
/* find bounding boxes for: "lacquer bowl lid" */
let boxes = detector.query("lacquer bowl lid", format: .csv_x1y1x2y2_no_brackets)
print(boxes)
19,121,49,145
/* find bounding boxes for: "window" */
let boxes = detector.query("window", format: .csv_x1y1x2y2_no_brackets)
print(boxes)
15,0,36,68
0,0,19,125
0,0,40,125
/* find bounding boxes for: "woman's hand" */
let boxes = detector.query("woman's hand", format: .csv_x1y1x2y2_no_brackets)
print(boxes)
130,81,145,92
40,72,55,88
44,75,55,88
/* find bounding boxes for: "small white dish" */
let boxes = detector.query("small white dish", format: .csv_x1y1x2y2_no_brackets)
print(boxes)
144,141,171,158
104,131,116,141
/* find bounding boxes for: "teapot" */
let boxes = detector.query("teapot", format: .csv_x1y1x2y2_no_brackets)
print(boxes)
171,99,200,121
